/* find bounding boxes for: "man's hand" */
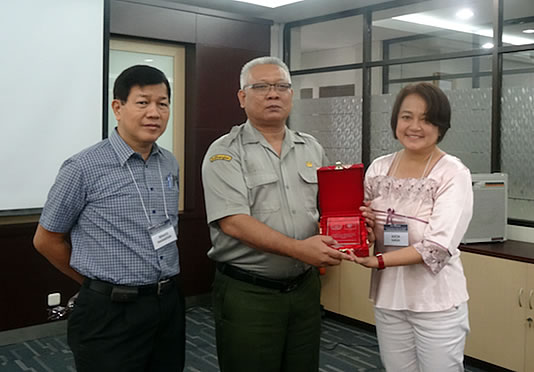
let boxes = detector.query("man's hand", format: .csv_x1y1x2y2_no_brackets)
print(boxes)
293,235,355,267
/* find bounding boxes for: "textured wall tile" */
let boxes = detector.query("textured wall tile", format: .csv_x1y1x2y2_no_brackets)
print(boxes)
291,87,532,221
502,87,534,220
291,97,363,164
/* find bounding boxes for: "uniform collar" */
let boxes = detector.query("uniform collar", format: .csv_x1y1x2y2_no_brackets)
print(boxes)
109,128,162,166
242,120,305,146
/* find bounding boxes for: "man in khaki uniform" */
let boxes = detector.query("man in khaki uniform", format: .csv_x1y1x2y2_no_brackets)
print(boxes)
201,56,354,372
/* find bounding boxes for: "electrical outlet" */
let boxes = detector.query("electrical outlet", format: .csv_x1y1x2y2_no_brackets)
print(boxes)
48,292,61,307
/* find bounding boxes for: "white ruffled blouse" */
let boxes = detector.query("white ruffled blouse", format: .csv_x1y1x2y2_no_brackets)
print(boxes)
365,152,473,312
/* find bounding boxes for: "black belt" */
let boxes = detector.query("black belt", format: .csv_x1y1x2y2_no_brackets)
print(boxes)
216,262,310,293
84,276,177,302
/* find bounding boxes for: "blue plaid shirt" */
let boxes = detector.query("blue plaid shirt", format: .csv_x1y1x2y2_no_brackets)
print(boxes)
40,129,180,285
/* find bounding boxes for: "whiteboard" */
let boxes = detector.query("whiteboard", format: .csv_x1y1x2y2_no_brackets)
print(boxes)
0,0,104,213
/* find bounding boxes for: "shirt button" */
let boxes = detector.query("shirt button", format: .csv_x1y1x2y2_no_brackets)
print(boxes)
145,165,149,169
292,210,296,214
150,187,154,191
152,210,156,214
160,256,164,260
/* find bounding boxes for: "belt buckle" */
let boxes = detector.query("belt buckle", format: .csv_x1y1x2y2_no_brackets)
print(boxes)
157,278,171,295
281,281,298,293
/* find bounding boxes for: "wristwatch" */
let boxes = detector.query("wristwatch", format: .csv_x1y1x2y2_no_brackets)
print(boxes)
375,253,385,270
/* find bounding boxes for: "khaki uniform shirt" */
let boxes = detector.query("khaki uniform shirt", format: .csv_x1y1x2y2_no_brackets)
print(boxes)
202,121,328,279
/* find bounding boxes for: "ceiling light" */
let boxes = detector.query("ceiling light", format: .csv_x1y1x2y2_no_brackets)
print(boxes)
144,58,154,62
523,29,534,34
232,0,304,8
456,8,474,20
482,42,493,49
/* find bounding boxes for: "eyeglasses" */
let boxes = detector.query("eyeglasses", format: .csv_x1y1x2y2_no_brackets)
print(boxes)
243,82,292,93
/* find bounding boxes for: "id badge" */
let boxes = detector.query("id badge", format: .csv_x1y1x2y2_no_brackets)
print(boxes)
148,219,177,250
384,224,409,246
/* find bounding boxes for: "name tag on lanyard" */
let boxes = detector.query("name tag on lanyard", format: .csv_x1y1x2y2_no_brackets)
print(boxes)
384,224,409,246
148,219,177,250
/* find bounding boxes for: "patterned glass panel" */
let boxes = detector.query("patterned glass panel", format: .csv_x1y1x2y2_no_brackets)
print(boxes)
501,86,534,221
370,94,401,162
291,97,362,165
442,88,492,173
370,88,492,174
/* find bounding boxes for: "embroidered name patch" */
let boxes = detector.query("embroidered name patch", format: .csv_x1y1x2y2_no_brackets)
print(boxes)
210,154,232,162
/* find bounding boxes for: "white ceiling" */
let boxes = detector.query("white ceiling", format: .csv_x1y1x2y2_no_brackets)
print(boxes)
163,0,534,52
294,0,534,51
164,0,392,23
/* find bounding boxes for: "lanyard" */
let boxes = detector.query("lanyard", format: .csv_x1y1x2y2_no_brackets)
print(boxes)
390,149,434,179
387,150,435,224
126,157,170,225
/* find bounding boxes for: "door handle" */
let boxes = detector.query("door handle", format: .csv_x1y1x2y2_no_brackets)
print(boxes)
529,289,533,310
519,288,524,307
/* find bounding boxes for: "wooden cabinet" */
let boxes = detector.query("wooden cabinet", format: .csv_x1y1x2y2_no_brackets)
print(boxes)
339,261,375,324
525,266,534,371
320,264,341,313
461,252,534,372
321,250,534,371
320,261,374,324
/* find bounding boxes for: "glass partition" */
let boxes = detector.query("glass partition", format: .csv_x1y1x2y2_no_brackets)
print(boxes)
387,56,492,93
291,96,362,165
369,86,491,173
373,0,493,61
285,0,534,227
501,51,534,221
290,70,363,164
369,92,401,162
290,15,363,70
291,69,362,99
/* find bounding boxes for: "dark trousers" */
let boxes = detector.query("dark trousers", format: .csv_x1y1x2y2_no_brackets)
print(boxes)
212,268,322,372
67,279,185,372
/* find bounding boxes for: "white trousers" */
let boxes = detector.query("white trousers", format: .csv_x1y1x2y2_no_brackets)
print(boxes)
374,302,469,372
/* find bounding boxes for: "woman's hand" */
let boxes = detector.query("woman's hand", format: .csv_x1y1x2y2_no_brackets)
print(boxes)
360,201,376,244
348,250,380,269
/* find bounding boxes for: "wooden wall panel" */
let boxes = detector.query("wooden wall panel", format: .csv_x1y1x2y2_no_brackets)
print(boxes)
180,45,268,296
196,14,270,51
0,223,79,331
177,216,213,296
110,1,197,43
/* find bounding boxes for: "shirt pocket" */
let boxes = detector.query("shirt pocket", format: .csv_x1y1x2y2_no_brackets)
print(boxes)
244,172,280,214
297,167,318,211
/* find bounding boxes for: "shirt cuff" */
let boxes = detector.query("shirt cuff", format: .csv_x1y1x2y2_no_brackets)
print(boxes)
413,240,451,274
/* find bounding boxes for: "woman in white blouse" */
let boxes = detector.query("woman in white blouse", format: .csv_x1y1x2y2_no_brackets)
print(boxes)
353,82,473,372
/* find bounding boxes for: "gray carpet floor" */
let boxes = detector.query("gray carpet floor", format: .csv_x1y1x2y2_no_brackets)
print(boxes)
0,306,491,371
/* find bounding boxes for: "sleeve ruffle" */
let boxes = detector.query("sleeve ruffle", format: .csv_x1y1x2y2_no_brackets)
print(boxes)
413,240,451,275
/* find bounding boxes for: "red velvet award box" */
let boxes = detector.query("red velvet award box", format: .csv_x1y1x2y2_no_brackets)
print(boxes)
317,163,369,257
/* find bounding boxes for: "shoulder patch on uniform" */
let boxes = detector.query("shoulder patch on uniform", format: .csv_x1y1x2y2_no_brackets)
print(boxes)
210,154,232,162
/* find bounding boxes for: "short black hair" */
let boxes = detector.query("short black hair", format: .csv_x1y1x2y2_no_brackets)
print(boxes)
113,65,171,102
390,82,451,143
